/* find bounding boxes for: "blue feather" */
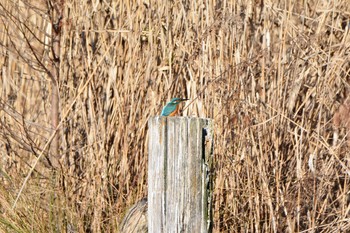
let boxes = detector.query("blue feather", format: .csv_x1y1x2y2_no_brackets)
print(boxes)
161,104,177,116
160,98,189,116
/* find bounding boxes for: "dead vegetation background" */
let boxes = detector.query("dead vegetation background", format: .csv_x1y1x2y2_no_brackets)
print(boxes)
0,0,350,232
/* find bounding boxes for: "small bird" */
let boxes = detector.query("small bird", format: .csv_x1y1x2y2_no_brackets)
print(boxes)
161,98,189,116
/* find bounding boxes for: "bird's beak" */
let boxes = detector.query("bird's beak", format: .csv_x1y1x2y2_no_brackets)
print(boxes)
180,98,189,102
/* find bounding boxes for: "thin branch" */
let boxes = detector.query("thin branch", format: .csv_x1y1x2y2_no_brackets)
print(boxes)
12,29,121,209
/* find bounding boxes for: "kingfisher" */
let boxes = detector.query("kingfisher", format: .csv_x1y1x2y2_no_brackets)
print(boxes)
161,98,189,116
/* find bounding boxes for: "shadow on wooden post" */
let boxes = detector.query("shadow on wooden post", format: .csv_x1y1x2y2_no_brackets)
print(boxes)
148,117,214,233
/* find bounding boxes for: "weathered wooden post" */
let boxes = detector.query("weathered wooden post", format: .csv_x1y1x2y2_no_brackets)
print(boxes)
148,116,213,233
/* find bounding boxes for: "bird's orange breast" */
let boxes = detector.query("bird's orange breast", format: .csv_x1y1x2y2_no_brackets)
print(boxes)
168,104,180,116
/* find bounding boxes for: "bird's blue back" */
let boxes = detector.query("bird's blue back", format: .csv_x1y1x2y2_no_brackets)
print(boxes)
161,104,177,116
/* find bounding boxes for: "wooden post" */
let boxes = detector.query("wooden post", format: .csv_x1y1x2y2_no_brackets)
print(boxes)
148,117,213,233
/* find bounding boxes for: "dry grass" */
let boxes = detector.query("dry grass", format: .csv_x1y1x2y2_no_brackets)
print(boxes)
0,0,350,232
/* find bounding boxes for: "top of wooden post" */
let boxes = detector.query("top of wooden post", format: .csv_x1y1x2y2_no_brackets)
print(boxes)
148,116,213,233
